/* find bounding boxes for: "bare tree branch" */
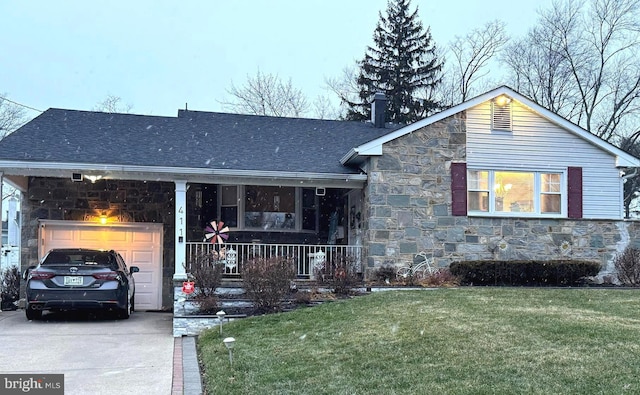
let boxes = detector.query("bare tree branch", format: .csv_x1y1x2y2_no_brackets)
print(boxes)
93,95,133,113
0,94,28,138
503,0,640,141
449,20,509,103
221,70,310,118
324,66,362,119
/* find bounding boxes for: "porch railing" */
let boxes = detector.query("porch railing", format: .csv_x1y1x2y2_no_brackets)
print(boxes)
185,242,362,279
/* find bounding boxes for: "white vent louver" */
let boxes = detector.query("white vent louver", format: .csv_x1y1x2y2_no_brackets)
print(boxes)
492,97,512,131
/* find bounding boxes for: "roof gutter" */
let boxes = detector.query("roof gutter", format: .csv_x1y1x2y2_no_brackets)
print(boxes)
340,148,360,166
0,160,368,188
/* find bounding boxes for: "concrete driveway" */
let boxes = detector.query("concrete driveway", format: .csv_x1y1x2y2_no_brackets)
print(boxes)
0,309,173,395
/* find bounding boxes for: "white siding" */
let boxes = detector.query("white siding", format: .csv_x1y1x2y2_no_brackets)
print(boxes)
466,101,622,219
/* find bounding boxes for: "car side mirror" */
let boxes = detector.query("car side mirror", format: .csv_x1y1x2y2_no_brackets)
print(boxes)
130,266,140,274
22,265,36,280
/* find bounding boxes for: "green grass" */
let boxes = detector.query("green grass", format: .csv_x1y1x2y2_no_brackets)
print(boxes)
198,288,640,394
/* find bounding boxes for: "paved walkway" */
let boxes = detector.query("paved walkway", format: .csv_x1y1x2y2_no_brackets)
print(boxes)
172,336,203,395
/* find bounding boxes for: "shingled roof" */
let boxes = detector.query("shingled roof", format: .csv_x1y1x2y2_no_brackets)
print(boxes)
0,108,396,176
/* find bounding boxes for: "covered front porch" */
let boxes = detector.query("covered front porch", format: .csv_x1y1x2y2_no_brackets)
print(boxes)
173,180,366,281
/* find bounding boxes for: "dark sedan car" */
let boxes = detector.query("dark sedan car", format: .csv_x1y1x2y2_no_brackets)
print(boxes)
24,248,139,320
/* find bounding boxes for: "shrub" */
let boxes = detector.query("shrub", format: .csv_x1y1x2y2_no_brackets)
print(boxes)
614,247,640,286
373,265,397,284
194,295,220,314
186,251,225,313
293,290,312,305
242,256,296,313
450,260,601,286
1,266,20,311
332,255,362,295
186,251,225,298
420,268,460,287
318,254,362,296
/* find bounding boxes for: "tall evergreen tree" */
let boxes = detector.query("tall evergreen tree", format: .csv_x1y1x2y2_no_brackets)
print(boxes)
347,0,443,123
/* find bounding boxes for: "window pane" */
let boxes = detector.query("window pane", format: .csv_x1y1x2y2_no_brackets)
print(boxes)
221,186,237,205
541,194,561,213
542,173,561,193
468,191,489,211
245,186,295,229
468,171,489,190
302,208,316,230
220,207,237,227
302,188,315,208
495,171,534,213
302,189,316,231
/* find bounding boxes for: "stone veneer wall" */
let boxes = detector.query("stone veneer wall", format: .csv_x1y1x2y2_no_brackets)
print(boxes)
21,177,176,309
363,113,640,280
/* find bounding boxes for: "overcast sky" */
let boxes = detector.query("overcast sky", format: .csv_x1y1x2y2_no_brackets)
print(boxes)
1,0,554,118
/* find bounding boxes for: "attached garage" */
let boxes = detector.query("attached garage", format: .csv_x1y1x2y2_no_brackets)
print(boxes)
38,220,164,311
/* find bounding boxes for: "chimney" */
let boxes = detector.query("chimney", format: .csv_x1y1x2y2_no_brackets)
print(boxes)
371,92,387,128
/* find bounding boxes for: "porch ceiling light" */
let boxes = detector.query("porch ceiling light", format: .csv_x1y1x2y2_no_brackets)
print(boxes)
85,175,103,183
99,215,108,225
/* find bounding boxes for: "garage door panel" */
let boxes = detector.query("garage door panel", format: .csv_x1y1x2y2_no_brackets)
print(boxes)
134,271,154,283
132,231,155,243
49,229,74,242
77,230,104,243
132,250,153,264
134,292,153,307
102,231,129,243
40,221,163,310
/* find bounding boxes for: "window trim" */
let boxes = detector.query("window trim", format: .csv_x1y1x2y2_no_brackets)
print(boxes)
466,168,567,218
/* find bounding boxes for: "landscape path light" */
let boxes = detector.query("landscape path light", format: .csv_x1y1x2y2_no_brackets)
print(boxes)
216,310,226,335
223,337,236,366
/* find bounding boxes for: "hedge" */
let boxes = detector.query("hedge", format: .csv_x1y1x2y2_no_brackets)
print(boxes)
449,260,601,286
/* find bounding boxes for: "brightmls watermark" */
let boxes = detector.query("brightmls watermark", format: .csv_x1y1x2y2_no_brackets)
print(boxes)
0,374,63,394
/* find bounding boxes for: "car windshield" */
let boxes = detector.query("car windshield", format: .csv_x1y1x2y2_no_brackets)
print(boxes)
42,251,113,267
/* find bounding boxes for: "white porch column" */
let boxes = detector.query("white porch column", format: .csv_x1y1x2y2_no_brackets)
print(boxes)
173,180,187,280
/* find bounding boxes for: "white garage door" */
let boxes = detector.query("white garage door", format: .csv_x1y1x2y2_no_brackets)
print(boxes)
39,220,164,311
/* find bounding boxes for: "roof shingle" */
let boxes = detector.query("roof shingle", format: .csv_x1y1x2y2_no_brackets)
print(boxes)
0,108,398,175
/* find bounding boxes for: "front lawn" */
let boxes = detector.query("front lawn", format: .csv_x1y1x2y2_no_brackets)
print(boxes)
198,288,640,394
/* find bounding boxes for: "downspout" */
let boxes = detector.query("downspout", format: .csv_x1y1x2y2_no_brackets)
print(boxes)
621,168,638,182
621,168,638,218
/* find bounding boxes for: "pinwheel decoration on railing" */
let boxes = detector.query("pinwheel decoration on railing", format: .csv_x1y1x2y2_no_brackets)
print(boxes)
203,220,236,271
204,220,230,244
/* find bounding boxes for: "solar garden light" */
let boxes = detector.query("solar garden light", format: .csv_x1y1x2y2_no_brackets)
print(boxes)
223,337,236,366
216,310,226,335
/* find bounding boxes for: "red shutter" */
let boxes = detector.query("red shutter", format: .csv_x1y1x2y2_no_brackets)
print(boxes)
567,167,583,219
451,163,467,216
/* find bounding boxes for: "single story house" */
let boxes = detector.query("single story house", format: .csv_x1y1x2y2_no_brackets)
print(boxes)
1,86,639,311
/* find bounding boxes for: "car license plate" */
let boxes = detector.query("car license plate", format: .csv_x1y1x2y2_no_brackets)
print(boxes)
64,276,83,286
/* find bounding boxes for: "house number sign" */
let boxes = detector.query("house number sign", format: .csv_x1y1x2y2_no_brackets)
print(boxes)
178,206,184,242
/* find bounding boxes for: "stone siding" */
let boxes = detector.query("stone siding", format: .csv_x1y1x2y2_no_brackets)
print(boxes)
21,177,176,308
363,113,640,280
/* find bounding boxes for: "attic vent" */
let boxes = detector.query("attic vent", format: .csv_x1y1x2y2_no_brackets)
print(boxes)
492,96,512,131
